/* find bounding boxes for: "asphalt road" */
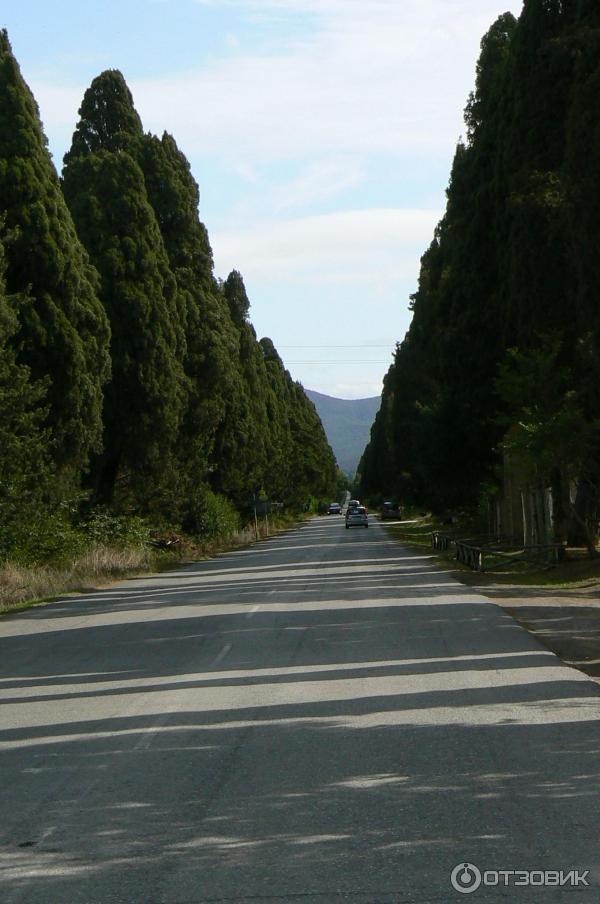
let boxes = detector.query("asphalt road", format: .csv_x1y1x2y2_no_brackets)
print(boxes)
1,516,600,903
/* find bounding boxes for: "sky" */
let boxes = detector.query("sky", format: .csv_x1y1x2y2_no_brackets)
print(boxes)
3,0,524,399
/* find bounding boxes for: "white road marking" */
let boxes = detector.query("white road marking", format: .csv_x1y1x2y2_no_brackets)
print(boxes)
134,711,172,750
212,642,232,665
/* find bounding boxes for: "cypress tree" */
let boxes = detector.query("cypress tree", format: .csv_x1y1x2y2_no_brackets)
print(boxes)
139,132,240,497
259,337,294,501
260,336,337,507
209,271,269,508
0,30,110,481
500,0,576,345
0,231,52,557
287,381,337,508
62,71,186,507
223,269,251,326
563,3,600,539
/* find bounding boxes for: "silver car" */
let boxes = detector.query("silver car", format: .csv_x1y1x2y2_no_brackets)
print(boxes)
345,505,368,529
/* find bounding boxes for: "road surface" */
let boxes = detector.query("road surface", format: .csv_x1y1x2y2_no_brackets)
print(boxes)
1,516,600,903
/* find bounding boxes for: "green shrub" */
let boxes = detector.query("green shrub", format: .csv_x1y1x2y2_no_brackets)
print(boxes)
1,507,85,567
77,508,151,547
187,487,241,538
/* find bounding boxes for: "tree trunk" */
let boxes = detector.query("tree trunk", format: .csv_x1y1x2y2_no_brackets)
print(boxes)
568,478,599,557
549,467,568,560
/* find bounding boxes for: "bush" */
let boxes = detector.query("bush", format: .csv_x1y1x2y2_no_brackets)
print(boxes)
186,487,241,538
0,507,85,567
0,504,153,568
77,508,151,547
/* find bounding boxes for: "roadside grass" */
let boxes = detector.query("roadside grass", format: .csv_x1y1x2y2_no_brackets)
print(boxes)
0,545,155,614
382,515,600,589
0,513,302,616
383,516,442,548
457,554,600,589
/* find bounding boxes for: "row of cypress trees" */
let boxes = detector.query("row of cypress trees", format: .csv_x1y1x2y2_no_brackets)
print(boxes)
0,30,337,560
359,0,600,546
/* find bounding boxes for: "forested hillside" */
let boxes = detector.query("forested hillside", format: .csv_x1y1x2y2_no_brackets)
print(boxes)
305,390,380,476
359,0,600,554
0,31,337,570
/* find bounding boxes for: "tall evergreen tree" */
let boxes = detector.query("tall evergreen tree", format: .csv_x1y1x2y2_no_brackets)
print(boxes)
0,30,110,481
0,230,53,556
223,269,251,326
62,71,186,507
209,271,270,507
259,337,295,500
359,1,600,548
139,132,240,497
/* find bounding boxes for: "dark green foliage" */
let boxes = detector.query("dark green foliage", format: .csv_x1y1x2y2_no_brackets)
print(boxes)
208,286,269,509
0,39,339,562
186,487,241,538
77,508,150,547
139,132,240,498
260,337,337,507
0,234,54,560
63,70,143,161
62,73,187,508
359,4,600,544
0,30,111,479
223,270,251,326
286,381,337,509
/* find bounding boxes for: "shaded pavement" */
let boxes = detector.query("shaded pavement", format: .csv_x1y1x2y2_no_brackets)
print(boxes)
1,517,600,903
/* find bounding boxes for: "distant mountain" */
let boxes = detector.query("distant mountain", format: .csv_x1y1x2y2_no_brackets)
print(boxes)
305,389,381,476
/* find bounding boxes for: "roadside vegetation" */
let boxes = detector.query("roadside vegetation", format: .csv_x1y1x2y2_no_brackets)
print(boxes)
0,508,306,614
0,31,344,614
358,4,600,558
382,513,600,590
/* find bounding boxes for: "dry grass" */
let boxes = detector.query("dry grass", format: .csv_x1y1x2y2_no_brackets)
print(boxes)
190,520,287,559
0,545,154,612
0,514,302,614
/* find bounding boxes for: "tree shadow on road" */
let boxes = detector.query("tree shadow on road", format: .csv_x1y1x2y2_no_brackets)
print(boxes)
2,518,600,903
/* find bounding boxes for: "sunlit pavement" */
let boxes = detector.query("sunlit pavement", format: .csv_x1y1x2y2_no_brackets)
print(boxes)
1,517,600,903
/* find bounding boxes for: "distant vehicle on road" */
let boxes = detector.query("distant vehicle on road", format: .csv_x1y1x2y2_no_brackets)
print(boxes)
346,505,368,529
380,501,402,520
327,502,342,514
345,499,360,522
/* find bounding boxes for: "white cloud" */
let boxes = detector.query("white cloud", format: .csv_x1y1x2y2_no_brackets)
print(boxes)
265,159,365,214
32,82,81,129
125,0,523,164
32,0,523,170
211,207,441,285
26,0,523,398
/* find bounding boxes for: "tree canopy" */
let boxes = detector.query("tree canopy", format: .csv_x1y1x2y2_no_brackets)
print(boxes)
0,40,337,563
0,30,110,483
359,3,600,548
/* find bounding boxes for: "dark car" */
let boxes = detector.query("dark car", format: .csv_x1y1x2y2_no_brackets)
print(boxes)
380,501,402,520
327,502,342,514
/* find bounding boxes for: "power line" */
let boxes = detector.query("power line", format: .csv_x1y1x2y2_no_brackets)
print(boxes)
280,344,393,349
286,361,390,365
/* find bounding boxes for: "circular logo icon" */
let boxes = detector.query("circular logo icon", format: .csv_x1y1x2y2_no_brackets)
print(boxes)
451,862,482,894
